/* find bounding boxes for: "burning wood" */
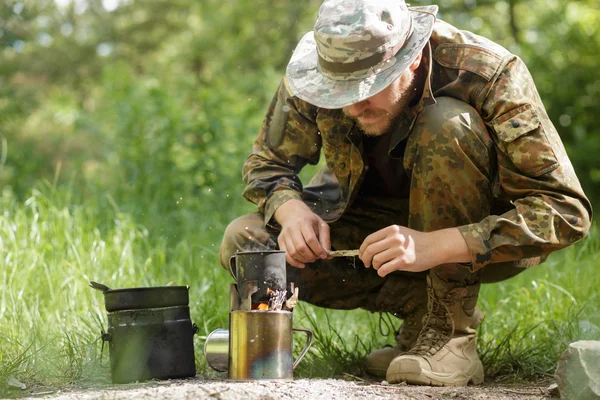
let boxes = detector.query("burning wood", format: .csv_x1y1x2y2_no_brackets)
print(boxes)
285,287,299,310
267,288,287,311
248,284,301,311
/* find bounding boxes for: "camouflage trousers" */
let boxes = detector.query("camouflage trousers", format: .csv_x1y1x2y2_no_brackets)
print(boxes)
220,98,536,315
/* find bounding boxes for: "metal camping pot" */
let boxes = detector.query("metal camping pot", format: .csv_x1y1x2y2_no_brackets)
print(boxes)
224,310,313,381
91,281,198,384
90,281,190,312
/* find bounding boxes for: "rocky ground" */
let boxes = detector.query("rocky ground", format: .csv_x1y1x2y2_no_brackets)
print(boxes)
14,378,559,400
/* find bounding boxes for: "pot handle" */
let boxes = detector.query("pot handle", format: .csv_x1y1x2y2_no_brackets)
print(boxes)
101,329,112,342
89,281,111,292
291,328,313,370
100,329,112,360
228,256,237,280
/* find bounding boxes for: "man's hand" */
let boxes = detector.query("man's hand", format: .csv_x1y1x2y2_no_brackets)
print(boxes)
274,199,330,268
359,225,471,277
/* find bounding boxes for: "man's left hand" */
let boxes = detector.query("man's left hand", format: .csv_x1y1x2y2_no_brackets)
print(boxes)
359,225,471,277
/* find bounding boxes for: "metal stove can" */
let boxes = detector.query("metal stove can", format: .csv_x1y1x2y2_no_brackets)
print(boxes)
227,310,313,381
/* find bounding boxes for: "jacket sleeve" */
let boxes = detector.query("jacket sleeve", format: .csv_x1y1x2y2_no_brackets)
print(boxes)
242,77,322,225
457,55,592,270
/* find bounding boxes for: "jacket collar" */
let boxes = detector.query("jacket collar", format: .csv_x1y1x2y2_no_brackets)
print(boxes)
388,41,436,156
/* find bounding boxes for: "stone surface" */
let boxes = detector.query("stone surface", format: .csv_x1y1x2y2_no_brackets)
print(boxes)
555,340,600,399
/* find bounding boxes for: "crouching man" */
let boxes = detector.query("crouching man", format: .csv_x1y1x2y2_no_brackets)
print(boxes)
219,0,591,386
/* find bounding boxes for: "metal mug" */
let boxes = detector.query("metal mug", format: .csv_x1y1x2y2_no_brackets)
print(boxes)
204,310,313,380
229,250,287,304
203,328,229,372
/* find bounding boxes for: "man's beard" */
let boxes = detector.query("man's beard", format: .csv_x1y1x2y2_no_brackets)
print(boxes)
345,71,417,137
355,109,403,137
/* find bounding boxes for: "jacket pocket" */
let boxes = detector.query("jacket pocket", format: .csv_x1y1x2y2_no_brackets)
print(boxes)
491,104,559,177
322,141,351,178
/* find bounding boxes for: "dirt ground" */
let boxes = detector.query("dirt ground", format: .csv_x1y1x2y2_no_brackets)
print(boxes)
16,378,559,400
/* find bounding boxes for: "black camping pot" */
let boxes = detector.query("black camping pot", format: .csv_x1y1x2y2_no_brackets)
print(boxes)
90,281,190,312
91,281,198,384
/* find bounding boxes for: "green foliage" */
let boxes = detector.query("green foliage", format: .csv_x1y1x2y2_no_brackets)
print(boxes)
0,0,599,393
2,0,598,206
0,182,232,395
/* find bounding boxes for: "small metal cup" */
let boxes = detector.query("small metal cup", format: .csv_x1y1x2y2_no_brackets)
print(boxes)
203,328,229,372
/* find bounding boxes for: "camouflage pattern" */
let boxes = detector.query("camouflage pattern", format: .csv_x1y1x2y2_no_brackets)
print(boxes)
286,0,439,109
221,192,534,315
220,196,429,315
313,0,412,67
239,19,592,275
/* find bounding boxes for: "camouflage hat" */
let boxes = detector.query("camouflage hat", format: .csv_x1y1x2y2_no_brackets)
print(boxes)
286,0,438,109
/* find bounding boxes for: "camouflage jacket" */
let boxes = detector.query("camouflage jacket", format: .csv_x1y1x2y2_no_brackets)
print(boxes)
242,20,592,271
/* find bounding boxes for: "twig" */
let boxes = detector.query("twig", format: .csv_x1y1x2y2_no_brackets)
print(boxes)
501,389,541,396
327,249,359,257
29,391,57,397
343,372,365,381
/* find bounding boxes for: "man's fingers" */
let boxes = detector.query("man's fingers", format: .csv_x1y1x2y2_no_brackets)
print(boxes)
371,247,399,271
276,212,329,267
289,226,316,262
279,235,305,268
299,223,325,260
359,225,397,257
318,221,330,258
360,239,391,268
376,259,401,277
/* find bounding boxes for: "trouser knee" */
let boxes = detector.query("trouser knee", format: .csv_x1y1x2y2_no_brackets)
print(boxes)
218,212,276,271
405,97,494,233
405,97,496,284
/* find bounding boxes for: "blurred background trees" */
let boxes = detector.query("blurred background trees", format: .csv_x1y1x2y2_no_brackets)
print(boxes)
1,0,599,220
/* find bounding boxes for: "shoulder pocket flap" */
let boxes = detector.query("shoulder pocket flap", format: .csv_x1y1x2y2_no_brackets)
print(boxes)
491,104,540,143
434,43,503,81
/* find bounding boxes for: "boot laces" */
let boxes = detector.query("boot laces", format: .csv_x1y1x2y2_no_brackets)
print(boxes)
408,289,454,356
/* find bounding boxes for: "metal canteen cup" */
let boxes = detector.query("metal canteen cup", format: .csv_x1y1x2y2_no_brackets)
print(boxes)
203,328,229,372
203,326,314,374
213,310,313,380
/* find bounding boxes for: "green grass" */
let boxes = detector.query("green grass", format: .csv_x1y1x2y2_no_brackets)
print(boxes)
0,182,598,396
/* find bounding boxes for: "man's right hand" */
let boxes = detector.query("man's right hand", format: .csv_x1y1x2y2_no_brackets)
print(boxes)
274,199,330,268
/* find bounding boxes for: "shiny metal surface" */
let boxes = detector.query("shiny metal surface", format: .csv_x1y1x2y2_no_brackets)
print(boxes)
204,328,229,372
228,310,313,381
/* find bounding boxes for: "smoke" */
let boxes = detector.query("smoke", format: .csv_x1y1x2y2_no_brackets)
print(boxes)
263,264,286,292
245,237,278,252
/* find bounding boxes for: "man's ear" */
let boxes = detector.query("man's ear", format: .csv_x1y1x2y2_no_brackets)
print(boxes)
409,50,423,72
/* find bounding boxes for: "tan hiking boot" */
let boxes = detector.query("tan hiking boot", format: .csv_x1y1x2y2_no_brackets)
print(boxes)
365,306,427,377
386,276,484,386
366,304,484,378
364,276,429,377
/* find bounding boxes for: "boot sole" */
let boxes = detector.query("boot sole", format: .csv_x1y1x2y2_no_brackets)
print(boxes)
389,359,484,387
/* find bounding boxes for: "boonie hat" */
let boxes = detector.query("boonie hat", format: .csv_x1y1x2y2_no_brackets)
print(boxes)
286,0,438,109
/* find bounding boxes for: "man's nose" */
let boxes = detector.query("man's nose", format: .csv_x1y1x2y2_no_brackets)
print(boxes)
346,100,369,117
